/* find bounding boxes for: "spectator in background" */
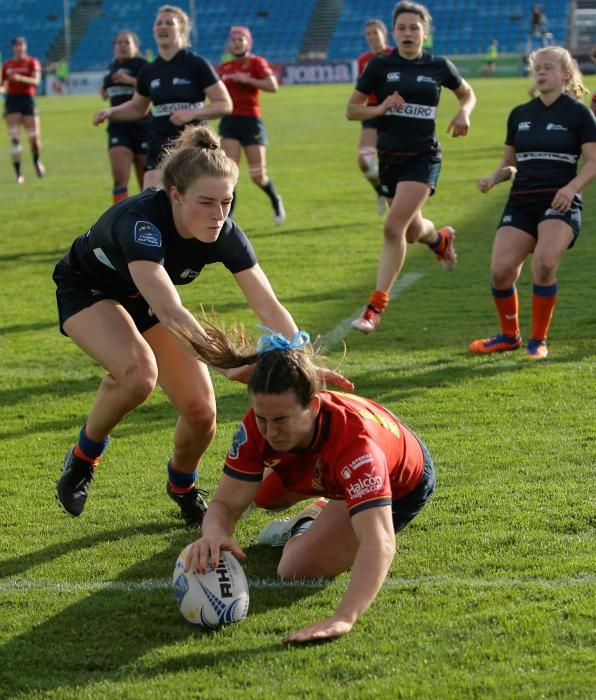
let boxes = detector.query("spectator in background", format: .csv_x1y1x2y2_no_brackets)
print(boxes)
527,4,548,52
355,19,392,216
93,4,232,190
482,39,498,77
1,36,45,183
217,26,286,224
100,31,152,204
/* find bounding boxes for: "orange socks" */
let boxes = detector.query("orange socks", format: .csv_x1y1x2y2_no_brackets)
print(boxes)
492,286,519,338
368,290,390,313
531,284,558,341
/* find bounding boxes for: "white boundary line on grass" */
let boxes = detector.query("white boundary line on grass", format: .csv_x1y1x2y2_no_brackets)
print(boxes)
1,575,593,594
319,272,424,348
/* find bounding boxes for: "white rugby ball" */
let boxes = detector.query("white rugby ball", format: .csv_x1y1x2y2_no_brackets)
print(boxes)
172,545,249,628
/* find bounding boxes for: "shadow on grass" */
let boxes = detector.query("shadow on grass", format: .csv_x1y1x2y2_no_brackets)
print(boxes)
0,534,320,695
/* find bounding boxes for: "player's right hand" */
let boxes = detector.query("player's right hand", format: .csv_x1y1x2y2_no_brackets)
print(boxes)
92,109,111,125
477,176,494,193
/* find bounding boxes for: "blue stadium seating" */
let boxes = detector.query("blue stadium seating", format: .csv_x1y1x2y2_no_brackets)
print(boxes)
328,1,569,59
0,1,570,71
0,0,64,63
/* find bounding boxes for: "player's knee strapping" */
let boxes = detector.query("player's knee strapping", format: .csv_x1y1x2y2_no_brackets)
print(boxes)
249,165,267,182
359,147,378,179
9,127,22,156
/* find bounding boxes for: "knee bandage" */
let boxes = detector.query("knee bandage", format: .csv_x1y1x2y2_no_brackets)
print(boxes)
9,127,22,155
27,127,39,139
249,165,266,180
359,147,378,178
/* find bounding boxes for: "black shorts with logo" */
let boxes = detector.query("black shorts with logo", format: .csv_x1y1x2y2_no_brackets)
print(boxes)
378,152,442,199
498,190,582,246
219,115,268,146
4,94,37,117
392,436,436,532
52,257,159,336
107,120,151,155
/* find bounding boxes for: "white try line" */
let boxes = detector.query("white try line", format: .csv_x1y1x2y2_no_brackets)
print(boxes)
1,575,593,594
319,272,425,348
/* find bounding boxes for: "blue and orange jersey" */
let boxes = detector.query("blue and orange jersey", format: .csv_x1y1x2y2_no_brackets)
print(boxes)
224,391,425,517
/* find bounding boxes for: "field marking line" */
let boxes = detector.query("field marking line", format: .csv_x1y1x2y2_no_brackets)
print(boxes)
319,272,424,348
1,575,593,594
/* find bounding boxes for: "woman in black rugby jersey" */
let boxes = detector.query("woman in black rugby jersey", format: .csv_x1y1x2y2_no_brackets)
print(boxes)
346,1,476,335
100,31,151,204
471,47,596,360
93,5,232,190
52,125,351,528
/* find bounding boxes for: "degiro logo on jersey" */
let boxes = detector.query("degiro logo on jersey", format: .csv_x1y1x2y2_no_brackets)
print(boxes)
346,472,384,500
385,102,436,119
134,221,162,247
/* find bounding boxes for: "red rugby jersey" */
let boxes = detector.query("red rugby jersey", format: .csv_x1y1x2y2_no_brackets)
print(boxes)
217,54,273,117
357,48,392,106
2,56,40,96
224,391,425,516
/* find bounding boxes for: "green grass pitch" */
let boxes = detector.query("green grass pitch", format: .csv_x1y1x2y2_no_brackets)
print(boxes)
0,77,594,698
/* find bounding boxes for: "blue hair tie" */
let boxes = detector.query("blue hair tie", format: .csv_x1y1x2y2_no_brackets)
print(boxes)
256,325,311,354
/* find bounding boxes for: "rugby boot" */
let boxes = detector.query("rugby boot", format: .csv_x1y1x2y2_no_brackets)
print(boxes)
35,161,46,178
351,305,381,334
469,334,522,354
56,448,95,516
257,499,328,547
273,196,286,225
526,339,548,360
167,482,208,528
434,226,457,270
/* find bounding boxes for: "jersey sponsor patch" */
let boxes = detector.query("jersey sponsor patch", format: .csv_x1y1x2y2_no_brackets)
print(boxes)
345,470,385,500
516,151,577,164
228,422,248,459
386,71,401,81
152,101,204,117
385,102,436,119
134,220,162,247
546,123,568,131
517,121,531,131
340,453,374,480
107,86,135,98
416,75,436,84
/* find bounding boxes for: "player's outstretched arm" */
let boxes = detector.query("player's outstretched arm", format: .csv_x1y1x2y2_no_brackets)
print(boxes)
478,146,517,192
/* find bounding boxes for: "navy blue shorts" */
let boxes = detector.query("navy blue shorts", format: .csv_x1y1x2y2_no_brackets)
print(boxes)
107,120,151,155
498,191,581,246
392,438,436,532
379,152,442,198
219,115,268,146
52,258,159,336
4,94,37,117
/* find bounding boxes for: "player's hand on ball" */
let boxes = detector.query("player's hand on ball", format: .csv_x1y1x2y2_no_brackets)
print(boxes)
185,536,246,576
283,616,354,644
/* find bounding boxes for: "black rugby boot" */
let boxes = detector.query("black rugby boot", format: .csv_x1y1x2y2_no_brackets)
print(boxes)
56,448,95,516
166,482,208,528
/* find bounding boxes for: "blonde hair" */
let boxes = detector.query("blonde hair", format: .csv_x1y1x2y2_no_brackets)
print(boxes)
529,46,589,100
157,5,191,47
161,125,239,193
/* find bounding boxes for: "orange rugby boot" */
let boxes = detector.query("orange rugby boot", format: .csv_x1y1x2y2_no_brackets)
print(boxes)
434,226,457,270
526,339,548,360
469,334,522,354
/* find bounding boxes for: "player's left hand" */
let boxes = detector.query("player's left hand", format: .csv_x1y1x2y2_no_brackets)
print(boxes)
316,367,354,392
550,185,575,212
283,616,353,644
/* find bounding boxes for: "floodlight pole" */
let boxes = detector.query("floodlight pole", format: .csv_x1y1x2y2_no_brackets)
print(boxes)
63,0,71,63
189,0,198,48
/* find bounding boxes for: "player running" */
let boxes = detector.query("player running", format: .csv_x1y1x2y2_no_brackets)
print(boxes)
217,26,286,225
355,18,392,215
100,31,152,204
470,46,596,360
346,1,476,334
184,326,435,644
53,125,351,526
1,36,45,184
93,5,232,189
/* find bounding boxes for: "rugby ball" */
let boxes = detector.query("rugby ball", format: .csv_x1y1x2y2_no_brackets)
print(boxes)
172,545,249,628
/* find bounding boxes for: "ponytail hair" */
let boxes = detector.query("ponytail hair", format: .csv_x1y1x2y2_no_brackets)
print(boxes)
529,46,589,100
160,124,239,193
179,321,325,406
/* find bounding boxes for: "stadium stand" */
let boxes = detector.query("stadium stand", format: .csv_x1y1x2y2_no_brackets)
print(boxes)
0,0,572,71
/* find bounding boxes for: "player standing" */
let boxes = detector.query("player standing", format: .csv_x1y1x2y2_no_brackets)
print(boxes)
355,19,392,215
218,26,286,224
100,31,152,204
470,47,596,360
93,5,232,189
1,36,45,184
346,1,476,334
